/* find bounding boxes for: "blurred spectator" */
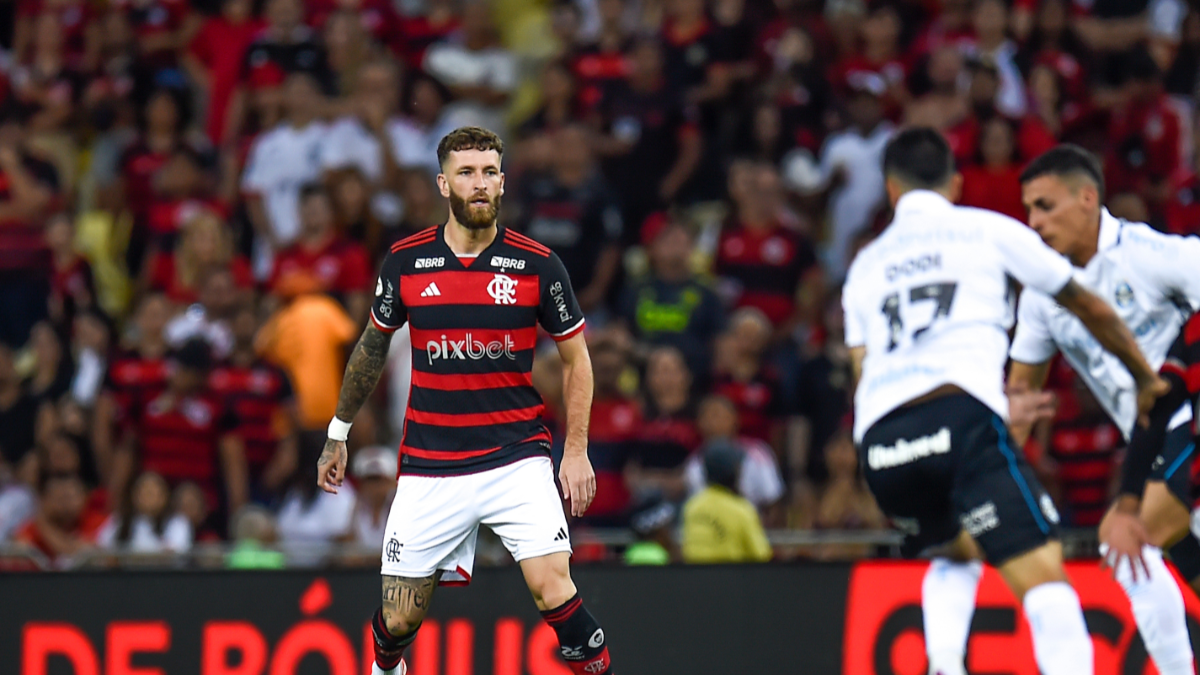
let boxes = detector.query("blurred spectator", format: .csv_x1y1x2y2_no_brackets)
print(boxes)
98,470,192,553
709,309,783,450
348,445,397,551
93,293,172,480
792,291,853,483
946,58,1056,166
581,330,640,525
1166,129,1200,236
267,184,372,323
393,73,459,180
162,267,242,359
627,346,701,501
145,148,226,246
817,77,891,278
24,321,74,409
241,72,328,278
829,4,909,120
209,304,298,500
1105,45,1184,217
393,170,443,239
14,472,107,567
174,480,221,542
13,0,99,72
905,45,967,131
119,88,193,272
277,431,355,565
716,161,821,332
36,407,101,492
513,124,622,315
0,465,36,542
110,338,246,516
329,168,386,255
518,60,584,138
226,504,286,568
0,344,39,478
681,440,771,563
0,109,61,348
959,117,1027,221
69,308,113,407
184,0,264,145
145,211,255,305
1016,0,1090,105
790,431,883,559
228,0,330,142
395,0,461,72
686,393,784,521
111,0,195,70
570,0,633,111
255,284,357,431
618,214,723,379
969,0,1027,118
319,57,406,196
322,10,376,97
624,491,679,565
11,12,82,137
592,37,702,240
421,1,517,135
45,213,96,327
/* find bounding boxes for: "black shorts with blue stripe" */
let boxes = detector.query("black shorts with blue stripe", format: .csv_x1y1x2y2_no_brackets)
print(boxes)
860,393,1061,565
1150,424,1198,510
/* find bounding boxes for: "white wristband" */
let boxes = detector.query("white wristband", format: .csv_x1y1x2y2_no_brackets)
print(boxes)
327,417,352,442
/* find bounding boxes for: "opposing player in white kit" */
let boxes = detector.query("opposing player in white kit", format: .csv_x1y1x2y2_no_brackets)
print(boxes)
844,129,1168,675
921,145,1200,675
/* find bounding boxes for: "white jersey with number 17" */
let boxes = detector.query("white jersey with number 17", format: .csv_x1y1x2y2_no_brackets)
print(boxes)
843,191,1074,443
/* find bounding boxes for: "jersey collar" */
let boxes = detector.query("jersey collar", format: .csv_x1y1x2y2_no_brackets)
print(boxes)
893,189,953,219
1097,207,1122,253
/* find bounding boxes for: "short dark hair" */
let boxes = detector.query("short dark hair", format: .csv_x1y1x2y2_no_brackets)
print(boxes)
882,127,955,189
299,182,329,203
1019,144,1106,201
436,126,504,171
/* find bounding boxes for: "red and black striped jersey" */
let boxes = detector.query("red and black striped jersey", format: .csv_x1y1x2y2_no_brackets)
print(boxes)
371,224,586,476
123,390,237,506
1162,312,1200,436
106,352,169,421
208,361,295,478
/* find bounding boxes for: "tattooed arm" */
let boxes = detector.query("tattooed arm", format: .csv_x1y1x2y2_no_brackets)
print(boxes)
317,322,394,493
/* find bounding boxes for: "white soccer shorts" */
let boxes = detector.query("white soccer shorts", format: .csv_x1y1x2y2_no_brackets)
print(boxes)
379,456,572,585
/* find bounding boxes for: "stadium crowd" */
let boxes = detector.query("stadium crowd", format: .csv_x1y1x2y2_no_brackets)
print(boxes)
0,0,1198,569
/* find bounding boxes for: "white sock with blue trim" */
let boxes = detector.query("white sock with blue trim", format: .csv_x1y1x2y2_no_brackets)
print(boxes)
1111,544,1195,675
1023,581,1094,675
923,558,982,675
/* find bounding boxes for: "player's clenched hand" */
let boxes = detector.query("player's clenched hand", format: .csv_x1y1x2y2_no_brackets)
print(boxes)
317,438,348,494
1099,499,1150,582
1136,376,1171,427
559,451,596,517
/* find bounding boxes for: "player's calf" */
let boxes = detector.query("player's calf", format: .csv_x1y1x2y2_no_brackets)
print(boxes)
372,575,438,675
541,594,614,675
997,542,1093,675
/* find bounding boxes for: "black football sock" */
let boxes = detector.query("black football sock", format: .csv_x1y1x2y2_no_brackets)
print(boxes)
371,607,420,670
540,593,613,675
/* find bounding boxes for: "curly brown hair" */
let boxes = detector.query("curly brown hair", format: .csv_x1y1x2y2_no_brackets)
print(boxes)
436,126,504,170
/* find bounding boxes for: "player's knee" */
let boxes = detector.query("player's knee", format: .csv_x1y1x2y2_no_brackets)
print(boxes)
381,609,422,637
998,541,1068,600
526,571,576,610
1142,483,1191,548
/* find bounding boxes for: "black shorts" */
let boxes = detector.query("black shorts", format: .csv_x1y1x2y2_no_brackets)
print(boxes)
1149,423,1197,509
860,394,1060,565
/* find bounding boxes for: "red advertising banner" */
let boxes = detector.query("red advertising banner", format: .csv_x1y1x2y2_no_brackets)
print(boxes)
845,560,1200,675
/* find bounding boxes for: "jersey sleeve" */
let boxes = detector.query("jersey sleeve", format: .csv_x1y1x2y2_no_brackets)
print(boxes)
841,263,867,349
1128,229,1200,309
538,252,586,341
1009,289,1059,364
990,216,1074,296
370,250,407,333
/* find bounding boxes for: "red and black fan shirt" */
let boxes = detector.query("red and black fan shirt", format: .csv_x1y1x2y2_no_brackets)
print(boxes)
208,361,294,478
122,390,237,505
371,224,586,476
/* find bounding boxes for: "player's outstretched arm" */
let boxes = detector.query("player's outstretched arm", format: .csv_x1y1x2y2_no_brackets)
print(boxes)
1054,279,1169,422
318,322,395,493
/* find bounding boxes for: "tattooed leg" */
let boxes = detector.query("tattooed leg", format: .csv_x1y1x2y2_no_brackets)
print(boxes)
371,573,440,672
380,573,440,635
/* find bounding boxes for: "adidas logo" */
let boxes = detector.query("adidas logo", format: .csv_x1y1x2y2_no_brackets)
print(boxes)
420,282,442,297
553,527,569,542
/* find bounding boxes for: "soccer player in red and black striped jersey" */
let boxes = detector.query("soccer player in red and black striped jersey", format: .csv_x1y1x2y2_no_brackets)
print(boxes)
317,127,614,675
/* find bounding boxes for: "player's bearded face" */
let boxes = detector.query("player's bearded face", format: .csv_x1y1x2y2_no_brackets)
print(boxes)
448,186,501,230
